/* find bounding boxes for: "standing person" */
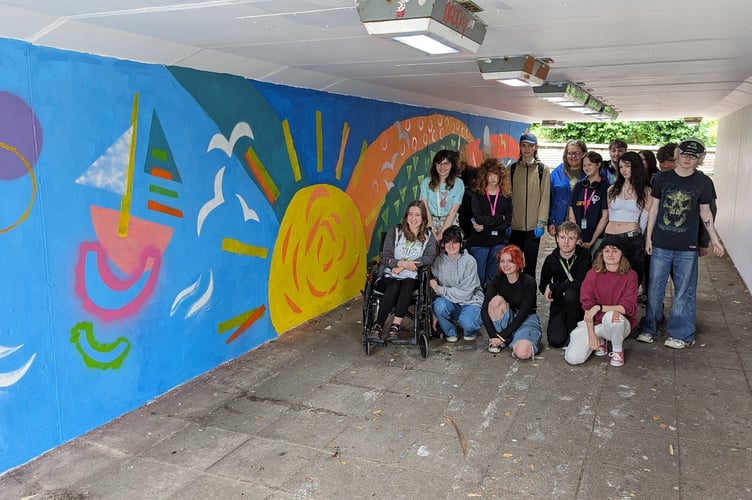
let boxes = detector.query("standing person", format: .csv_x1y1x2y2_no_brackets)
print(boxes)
548,139,587,236
564,235,639,367
538,222,592,348
656,143,677,172
481,245,542,360
508,133,551,278
430,226,484,343
638,139,724,348
420,150,464,241
601,139,628,184
640,150,659,183
568,151,610,254
470,158,512,287
604,152,652,289
367,201,437,344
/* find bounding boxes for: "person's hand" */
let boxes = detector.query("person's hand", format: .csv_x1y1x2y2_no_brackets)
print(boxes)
401,260,418,272
713,241,725,257
544,285,553,302
473,223,483,232
584,305,599,323
391,267,403,275
548,224,556,236
533,226,544,239
582,241,592,249
645,238,653,256
588,333,601,351
429,279,439,292
699,247,709,257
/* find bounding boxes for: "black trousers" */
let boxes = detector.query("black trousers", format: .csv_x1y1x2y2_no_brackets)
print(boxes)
375,276,417,327
510,229,541,278
546,288,584,348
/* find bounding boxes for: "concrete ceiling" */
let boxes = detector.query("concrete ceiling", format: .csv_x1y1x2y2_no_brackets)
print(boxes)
1,0,751,123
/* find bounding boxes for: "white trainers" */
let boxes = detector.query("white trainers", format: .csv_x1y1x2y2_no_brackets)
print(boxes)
664,337,695,349
636,332,655,344
488,343,502,354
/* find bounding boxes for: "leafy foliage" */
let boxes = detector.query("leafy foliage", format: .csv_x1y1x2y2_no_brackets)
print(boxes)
531,120,717,147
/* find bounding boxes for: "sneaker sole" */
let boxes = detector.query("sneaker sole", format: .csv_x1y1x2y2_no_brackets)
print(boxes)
446,336,458,343
636,335,655,344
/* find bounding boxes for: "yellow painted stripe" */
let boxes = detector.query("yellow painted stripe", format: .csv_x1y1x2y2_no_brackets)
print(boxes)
118,92,139,237
282,119,302,182
222,237,269,258
335,121,350,180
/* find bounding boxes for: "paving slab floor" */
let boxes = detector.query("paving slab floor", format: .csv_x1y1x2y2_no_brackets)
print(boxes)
2,235,751,499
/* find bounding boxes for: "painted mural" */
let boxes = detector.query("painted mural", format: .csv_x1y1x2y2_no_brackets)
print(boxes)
0,36,527,473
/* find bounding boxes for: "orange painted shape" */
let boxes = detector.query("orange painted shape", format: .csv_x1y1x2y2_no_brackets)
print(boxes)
90,206,174,275
226,305,266,344
149,167,174,180
147,200,184,218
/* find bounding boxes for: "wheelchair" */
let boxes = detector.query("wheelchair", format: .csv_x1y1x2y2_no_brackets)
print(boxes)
361,258,434,357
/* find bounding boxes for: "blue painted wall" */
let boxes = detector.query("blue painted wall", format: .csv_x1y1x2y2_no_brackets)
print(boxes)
0,36,528,473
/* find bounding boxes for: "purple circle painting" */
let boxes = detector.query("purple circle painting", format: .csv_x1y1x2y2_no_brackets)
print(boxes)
0,91,43,180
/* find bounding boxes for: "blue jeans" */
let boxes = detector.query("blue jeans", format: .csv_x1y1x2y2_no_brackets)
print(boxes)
642,247,698,342
432,296,482,338
470,244,505,287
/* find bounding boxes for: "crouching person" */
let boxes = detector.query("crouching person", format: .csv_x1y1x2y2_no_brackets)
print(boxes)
565,235,638,367
481,245,542,359
430,226,484,342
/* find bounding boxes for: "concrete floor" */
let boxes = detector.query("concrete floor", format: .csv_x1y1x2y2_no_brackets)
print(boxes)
2,235,751,499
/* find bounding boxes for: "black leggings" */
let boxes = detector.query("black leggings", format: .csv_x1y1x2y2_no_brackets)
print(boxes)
375,276,417,327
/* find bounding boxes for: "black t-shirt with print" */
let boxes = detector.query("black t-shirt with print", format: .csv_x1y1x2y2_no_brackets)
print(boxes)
651,170,715,251
569,178,610,242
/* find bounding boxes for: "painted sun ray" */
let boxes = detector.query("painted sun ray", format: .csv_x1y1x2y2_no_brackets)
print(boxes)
117,92,139,238
185,270,214,319
221,238,269,258
0,353,36,387
243,146,279,203
75,126,131,194
197,166,225,237
217,304,265,335
225,305,266,344
207,121,254,157
281,119,302,182
235,194,260,222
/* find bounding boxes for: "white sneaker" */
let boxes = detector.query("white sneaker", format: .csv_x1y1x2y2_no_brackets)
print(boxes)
488,343,501,354
636,332,655,344
664,337,695,349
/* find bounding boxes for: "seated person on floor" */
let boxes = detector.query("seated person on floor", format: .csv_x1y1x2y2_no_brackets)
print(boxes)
481,245,542,360
564,235,638,367
367,200,437,344
430,226,484,342
538,221,592,348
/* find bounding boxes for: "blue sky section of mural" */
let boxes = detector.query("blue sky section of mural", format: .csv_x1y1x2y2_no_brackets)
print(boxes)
0,36,527,473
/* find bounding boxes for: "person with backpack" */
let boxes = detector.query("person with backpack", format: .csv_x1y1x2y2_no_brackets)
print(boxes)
508,133,551,278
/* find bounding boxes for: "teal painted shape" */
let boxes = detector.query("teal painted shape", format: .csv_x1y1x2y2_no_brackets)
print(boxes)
144,110,182,183
167,67,297,219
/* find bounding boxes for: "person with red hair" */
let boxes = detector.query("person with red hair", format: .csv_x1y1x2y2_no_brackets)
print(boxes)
481,245,542,359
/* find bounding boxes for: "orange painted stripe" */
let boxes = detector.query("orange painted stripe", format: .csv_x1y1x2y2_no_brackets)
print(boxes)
150,167,174,180
284,293,302,314
226,305,266,344
243,148,277,204
147,200,183,218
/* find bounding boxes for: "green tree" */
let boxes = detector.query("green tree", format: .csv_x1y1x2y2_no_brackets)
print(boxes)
531,120,716,146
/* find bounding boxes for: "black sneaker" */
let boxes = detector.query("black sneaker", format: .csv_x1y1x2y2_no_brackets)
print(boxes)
367,324,384,344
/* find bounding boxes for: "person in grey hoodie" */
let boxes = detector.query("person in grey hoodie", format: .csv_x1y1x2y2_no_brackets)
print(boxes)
429,226,484,342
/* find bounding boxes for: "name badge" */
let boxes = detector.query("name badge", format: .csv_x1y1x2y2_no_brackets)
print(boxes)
491,230,498,236
580,219,587,230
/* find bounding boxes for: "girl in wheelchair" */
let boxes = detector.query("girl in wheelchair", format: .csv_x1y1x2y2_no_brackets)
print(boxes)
367,201,437,344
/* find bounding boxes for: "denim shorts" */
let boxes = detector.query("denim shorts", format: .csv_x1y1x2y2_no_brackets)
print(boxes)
492,309,542,354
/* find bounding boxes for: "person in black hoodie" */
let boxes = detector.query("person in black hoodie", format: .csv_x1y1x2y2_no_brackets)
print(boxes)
538,222,592,348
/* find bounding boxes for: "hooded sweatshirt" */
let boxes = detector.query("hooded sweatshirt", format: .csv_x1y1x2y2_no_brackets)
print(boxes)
431,251,484,306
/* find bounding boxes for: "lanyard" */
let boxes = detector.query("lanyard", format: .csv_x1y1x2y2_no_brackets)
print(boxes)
558,255,577,282
583,187,596,215
486,192,498,216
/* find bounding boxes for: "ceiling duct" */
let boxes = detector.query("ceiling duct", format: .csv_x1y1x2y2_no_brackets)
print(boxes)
478,56,550,87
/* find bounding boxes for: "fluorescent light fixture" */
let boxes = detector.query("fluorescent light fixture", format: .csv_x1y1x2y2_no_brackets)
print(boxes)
684,116,702,126
357,0,487,54
593,105,619,120
533,82,589,106
583,96,603,114
477,56,550,87
393,34,458,54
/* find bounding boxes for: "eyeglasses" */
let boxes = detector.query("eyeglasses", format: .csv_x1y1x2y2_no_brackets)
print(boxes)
566,151,583,156
679,152,699,159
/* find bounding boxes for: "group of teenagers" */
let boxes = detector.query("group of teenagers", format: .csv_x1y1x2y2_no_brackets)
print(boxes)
366,133,724,367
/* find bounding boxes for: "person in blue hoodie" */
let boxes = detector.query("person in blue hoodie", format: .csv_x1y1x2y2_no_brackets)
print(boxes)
548,139,587,236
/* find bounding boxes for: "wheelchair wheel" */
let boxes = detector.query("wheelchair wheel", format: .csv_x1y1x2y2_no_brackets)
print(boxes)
418,332,429,358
